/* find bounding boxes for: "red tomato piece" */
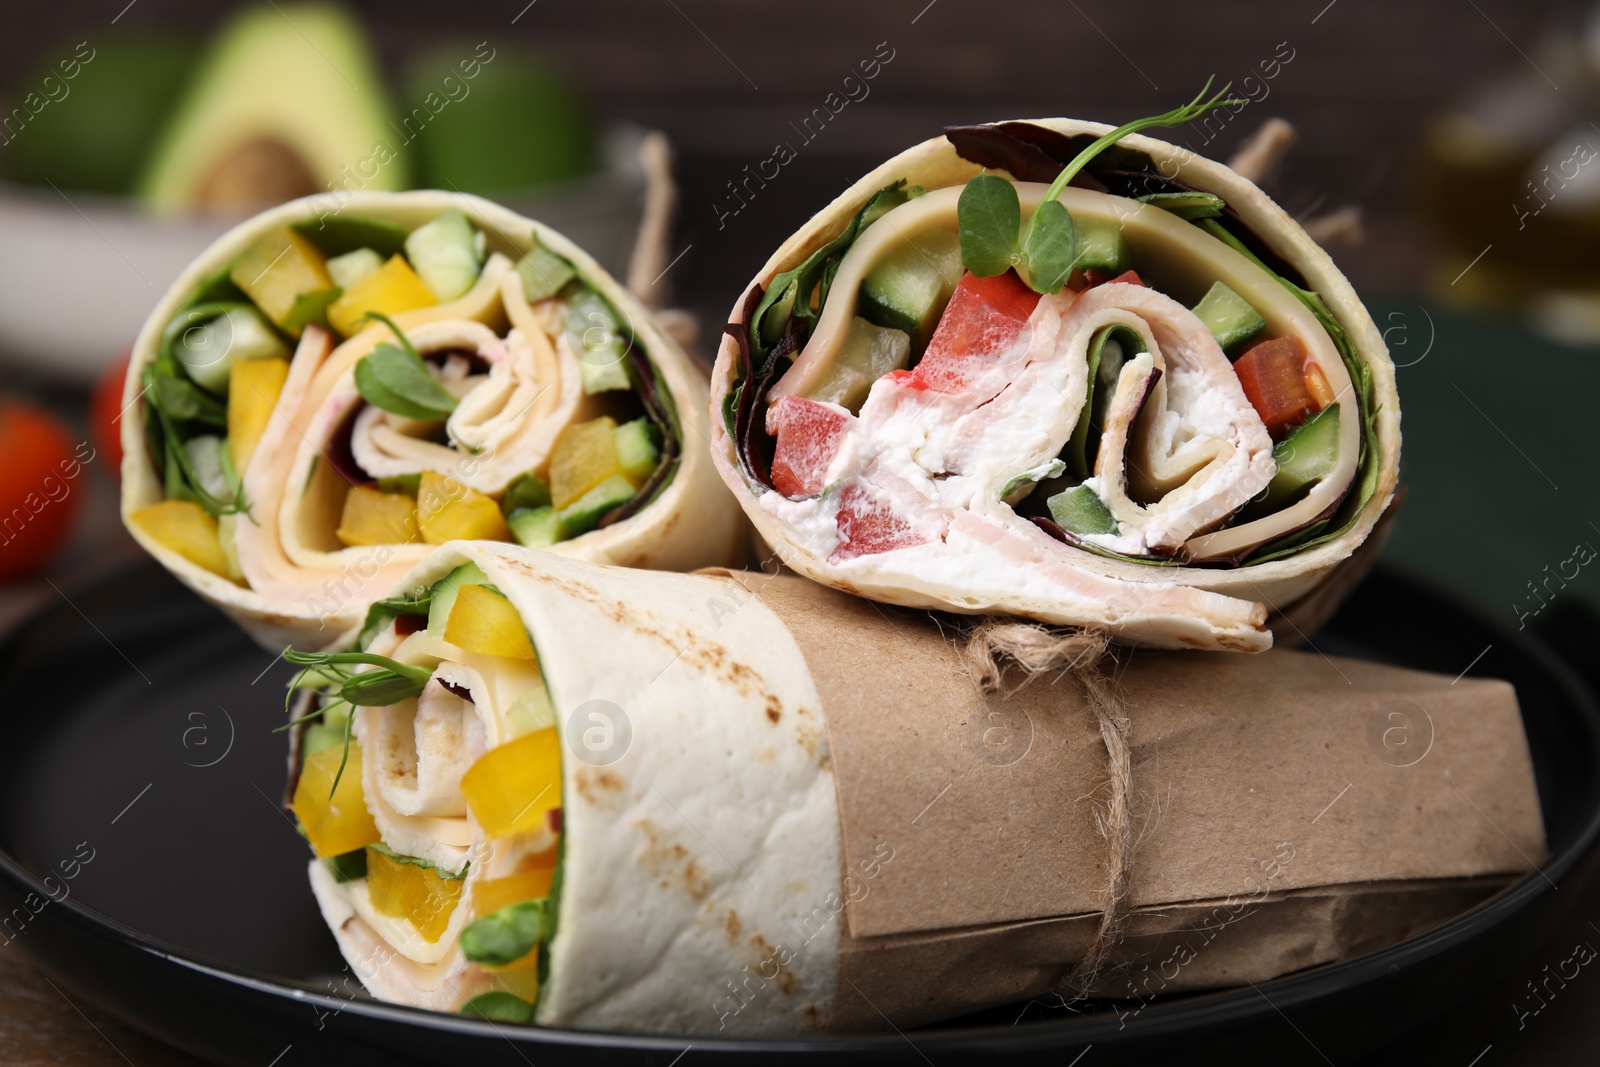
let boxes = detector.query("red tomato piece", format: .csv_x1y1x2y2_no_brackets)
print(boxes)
769,395,848,498
1234,336,1315,437
0,404,82,580
1107,270,1145,286
91,349,131,475
832,482,926,561
908,271,1041,393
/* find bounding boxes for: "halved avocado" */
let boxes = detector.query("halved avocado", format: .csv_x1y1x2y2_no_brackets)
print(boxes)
403,46,595,193
137,3,406,211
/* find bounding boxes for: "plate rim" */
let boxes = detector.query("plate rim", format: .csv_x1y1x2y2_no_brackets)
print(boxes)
2,561,1597,1055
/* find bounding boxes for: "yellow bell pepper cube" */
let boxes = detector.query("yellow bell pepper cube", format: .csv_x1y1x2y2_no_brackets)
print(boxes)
336,485,420,547
445,584,537,661
291,743,380,858
495,967,542,996
472,859,557,919
327,254,436,338
230,228,335,337
128,500,233,579
227,356,290,474
365,844,465,943
417,471,509,545
548,416,626,509
461,727,561,839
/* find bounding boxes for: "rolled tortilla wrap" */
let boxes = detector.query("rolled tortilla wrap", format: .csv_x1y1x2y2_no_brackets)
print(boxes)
710,118,1401,653
121,190,744,650
292,543,1539,1036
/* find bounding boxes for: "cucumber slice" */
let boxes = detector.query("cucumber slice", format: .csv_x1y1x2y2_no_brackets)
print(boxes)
613,418,661,481
857,228,962,349
1137,191,1226,220
501,472,552,515
556,473,635,535
809,317,911,413
174,306,289,395
182,435,232,500
291,215,409,258
426,562,491,635
1047,484,1117,536
507,505,568,548
504,685,555,738
1071,216,1129,274
563,288,632,394
1260,402,1341,509
404,209,484,301
1192,281,1266,352
517,245,576,301
327,248,384,291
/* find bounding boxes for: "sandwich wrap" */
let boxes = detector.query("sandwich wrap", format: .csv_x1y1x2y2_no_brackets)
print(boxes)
710,113,1401,653
292,542,1541,1036
121,190,744,650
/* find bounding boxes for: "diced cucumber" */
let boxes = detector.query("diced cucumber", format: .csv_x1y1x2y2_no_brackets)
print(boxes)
1192,281,1266,352
504,685,555,738
809,317,911,412
404,209,483,302
507,505,567,548
563,288,632,394
613,418,661,482
1071,216,1129,274
182,435,232,500
1048,484,1117,536
174,305,289,395
501,472,552,515
377,473,421,496
291,215,410,258
1260,403,1341,509
426,562,491,635
1137,191,1226,220
516,244,576,301
857,228,963,349
302,701,351,755
556,473,635,535
327,248,384,291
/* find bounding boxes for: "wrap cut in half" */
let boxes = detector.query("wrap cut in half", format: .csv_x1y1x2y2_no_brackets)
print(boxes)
121,190,744,650
709,115,1402,652
289,542,1540,1037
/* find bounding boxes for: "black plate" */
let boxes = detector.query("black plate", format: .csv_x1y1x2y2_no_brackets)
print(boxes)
1,563,1596,1066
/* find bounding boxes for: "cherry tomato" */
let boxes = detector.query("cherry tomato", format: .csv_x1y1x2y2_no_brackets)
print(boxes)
91,349,132,475
0,404,84,579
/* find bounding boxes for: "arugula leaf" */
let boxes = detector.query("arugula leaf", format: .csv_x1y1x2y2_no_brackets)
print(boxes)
356,592,431,650
957,174,1021,277
366,842,468,880
748,181,913,368
460,900,545,967
1067,324,1144,478
354,343,459,420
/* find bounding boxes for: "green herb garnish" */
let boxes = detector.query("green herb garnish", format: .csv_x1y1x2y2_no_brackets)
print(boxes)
352,312,459,420
460,900,545,967
282,648,434,798
956,78,1243,294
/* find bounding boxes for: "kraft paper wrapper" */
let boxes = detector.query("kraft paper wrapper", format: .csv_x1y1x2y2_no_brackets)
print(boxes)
714,570,1545,1029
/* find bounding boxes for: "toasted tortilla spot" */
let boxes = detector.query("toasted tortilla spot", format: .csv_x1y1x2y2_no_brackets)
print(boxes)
725,909,742,942
574,767,625,807
765,696,782,724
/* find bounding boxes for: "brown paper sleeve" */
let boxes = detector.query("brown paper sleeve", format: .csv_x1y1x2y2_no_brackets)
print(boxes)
710,570,1546,1028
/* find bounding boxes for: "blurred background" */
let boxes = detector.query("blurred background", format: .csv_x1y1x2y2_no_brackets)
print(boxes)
1,2,1599,1060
